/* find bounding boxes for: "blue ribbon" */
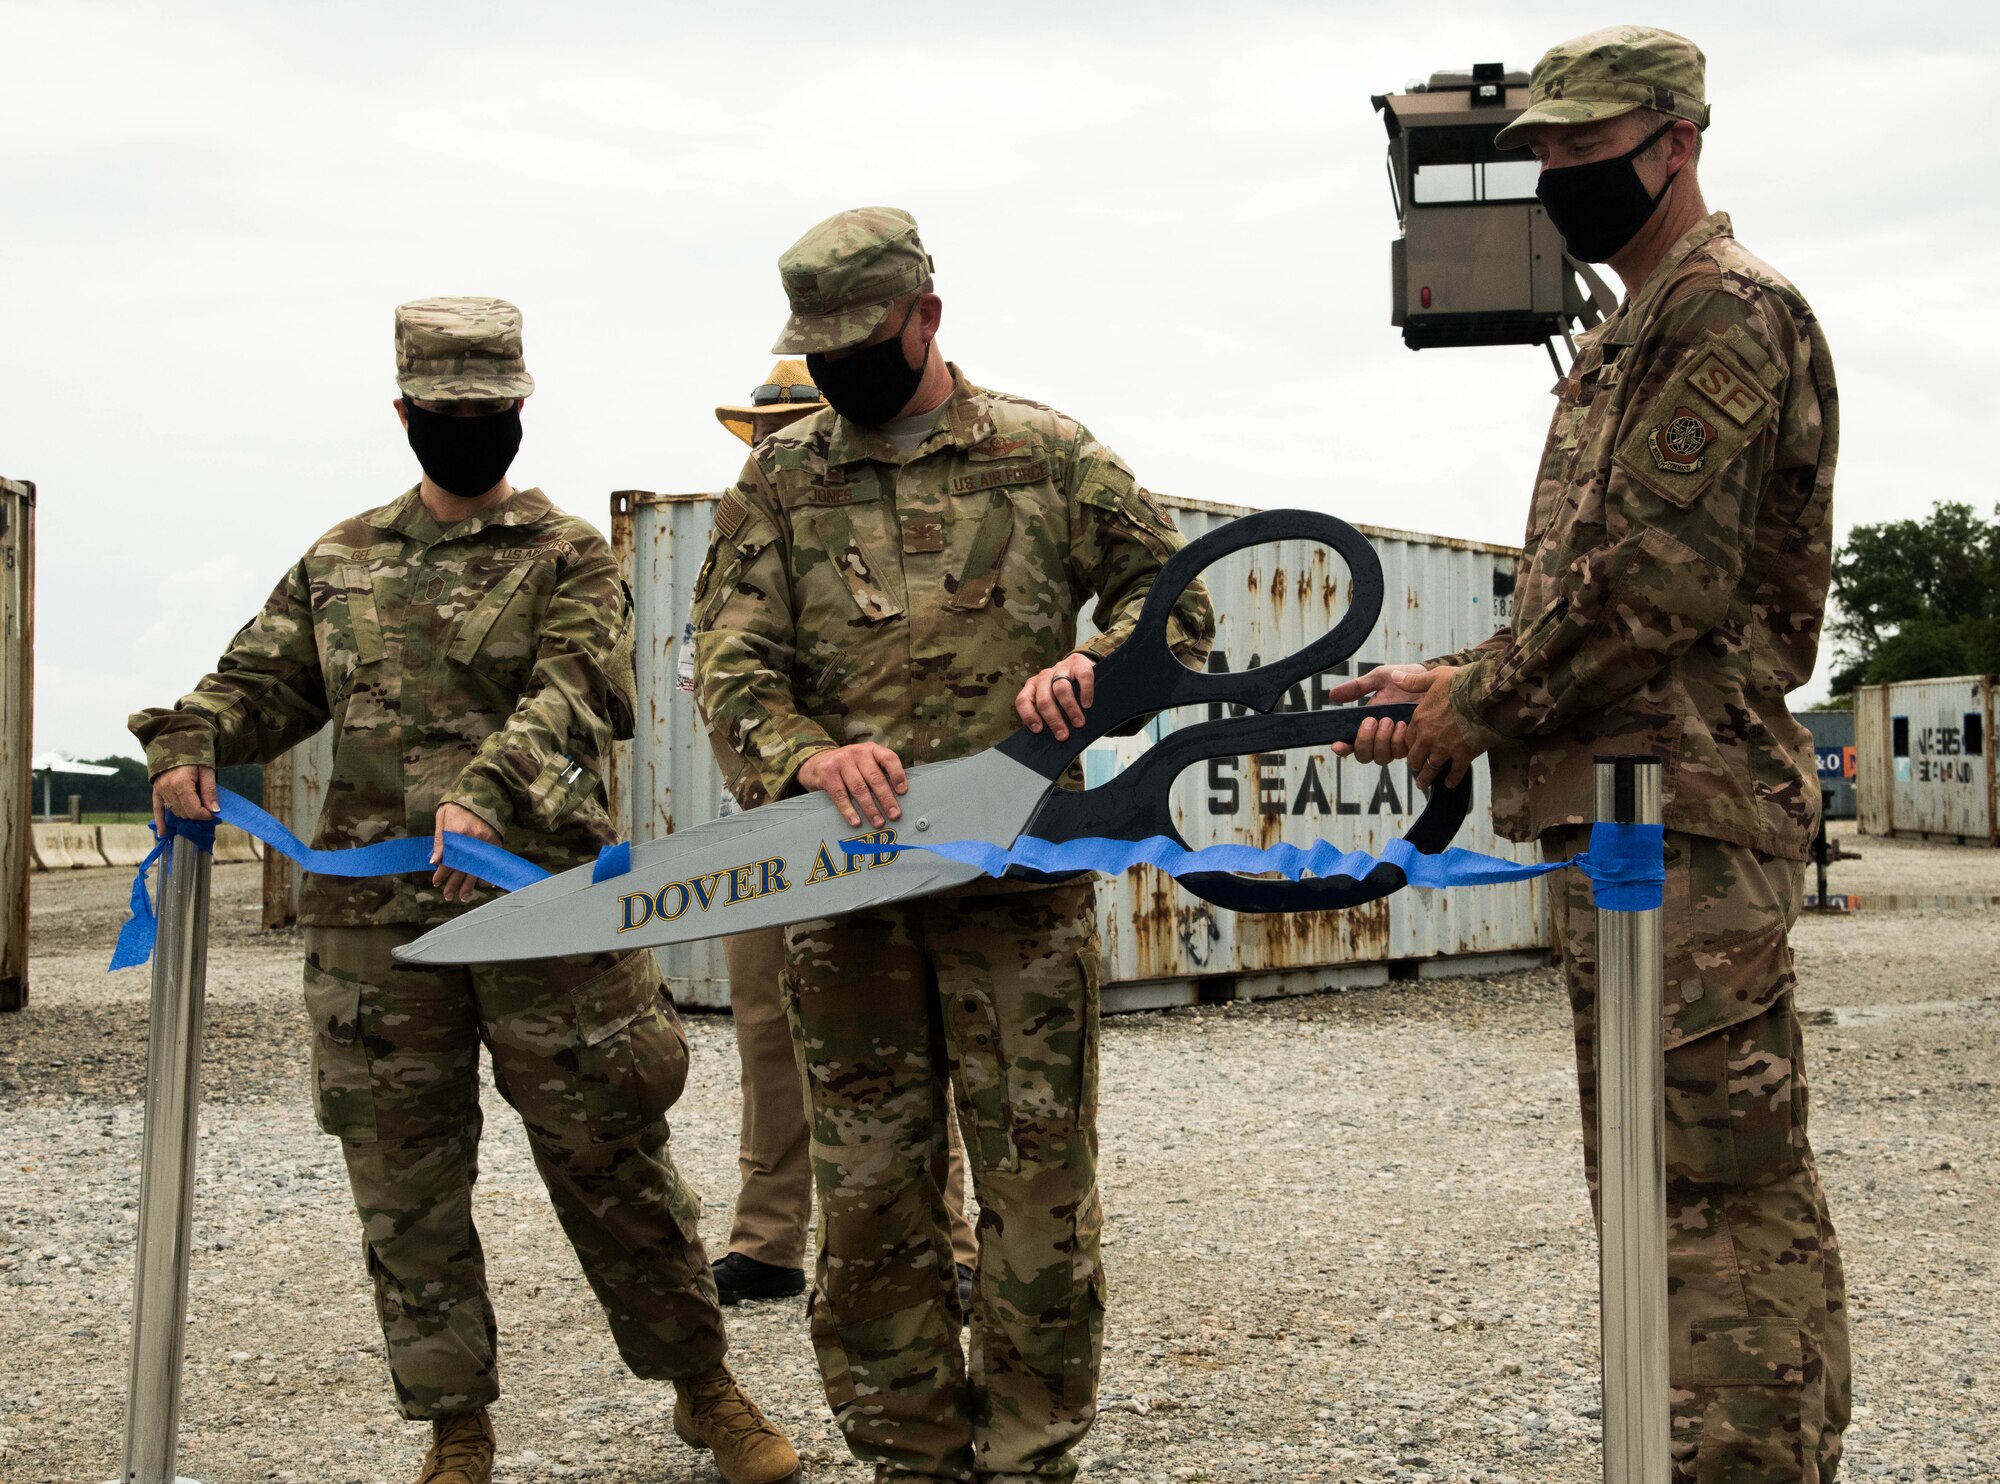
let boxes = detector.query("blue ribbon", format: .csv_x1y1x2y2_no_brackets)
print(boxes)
853,820,1665,913
109,786,554,971
111,783,1664,971
108,815,218,972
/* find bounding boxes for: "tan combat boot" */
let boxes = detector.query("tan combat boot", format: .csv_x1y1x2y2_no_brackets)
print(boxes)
415,1408,494,1484
672,1363,801,1484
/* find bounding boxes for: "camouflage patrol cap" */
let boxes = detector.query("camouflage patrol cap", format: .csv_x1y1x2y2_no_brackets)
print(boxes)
395,296,535,401
772,207,935,355
1494,26,1709,150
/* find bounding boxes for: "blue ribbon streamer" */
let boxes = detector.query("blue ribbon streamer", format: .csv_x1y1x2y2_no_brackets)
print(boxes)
108,815,218,972
112,782,1664,971
853,820,1665,913
592,840,633,883
109,786,553,971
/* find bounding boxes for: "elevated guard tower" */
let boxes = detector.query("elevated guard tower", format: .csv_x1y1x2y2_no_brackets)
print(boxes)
1373,62,1614,368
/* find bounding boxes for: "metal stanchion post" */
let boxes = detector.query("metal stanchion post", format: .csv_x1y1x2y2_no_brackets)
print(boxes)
1594,756,1668,1484
118,831,212,1484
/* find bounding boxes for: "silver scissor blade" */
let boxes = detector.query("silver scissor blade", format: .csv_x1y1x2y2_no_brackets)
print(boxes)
394,750,1051,965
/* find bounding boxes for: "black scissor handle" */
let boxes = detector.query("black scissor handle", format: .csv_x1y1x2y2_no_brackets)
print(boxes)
997,509,1383,783
1018,704,1473,912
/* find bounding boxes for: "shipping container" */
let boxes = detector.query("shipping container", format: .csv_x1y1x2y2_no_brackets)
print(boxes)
260,729,336,929
608,491,732,1004
611,489,1550,1011
1,478,34,1011
1798,709,1856,821
1856,676,1997,845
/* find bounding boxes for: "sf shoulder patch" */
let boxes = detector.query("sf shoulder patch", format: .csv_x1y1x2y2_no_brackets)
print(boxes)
1614,333,1776,509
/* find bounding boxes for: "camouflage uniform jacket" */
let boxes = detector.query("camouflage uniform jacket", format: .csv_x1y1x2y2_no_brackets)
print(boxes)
692,364,1214,808
1436,214,1837,861
130,487,636,925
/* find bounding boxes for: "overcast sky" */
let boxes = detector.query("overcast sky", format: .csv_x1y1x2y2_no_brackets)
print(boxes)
6,0,1995,759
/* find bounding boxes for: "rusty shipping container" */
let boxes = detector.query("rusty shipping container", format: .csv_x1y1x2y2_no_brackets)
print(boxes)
610,489,1550,1011
1856,675,1997,845
1,479,34,1010
608,491,732,1004
260,729,336,929
1076,496,1548,1006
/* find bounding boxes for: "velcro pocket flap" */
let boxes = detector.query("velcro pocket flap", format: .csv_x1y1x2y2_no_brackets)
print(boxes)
302,961,361,1046
944,491,1016,611
521,753,597,833
810,505,905,621
572,954,656,1047
1665,918,1794,1049
446,560,538,667
340,564,386,665
1688,1317,1804,1387
1079,482,1173,560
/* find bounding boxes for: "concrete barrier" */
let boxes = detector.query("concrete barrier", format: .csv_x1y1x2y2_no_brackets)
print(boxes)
32,823,109,870
213,825,263,863
36,822,261,871
99,824,156,868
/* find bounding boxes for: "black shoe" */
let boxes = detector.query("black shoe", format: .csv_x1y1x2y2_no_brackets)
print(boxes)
956,1263,975,1313
712,1251,806,1306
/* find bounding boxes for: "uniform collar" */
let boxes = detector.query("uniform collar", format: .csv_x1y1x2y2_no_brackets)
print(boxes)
823,363,996,468
381,485,553,545
1595,211,1735,349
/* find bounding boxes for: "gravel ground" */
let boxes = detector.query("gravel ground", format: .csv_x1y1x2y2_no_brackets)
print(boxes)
2,855,1994,1483
1823,821,2000,897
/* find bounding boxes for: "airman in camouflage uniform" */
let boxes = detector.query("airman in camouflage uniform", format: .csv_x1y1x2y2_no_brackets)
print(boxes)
132,299,798,1484
694,208,1213,1482
696,360,981,1310
1336,29,1849,1483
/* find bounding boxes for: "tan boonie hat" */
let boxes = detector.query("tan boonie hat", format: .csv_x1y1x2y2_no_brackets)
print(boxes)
1494,25,1709,150
395,296,535,401
772,206,934,355
715,358,823,444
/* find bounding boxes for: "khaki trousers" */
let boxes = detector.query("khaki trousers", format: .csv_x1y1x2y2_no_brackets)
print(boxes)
725,926,977,1272
1546,827,1850,1484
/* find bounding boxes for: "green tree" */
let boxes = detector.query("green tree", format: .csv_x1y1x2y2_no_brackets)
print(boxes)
1827,501,2000,698
43,756,262,819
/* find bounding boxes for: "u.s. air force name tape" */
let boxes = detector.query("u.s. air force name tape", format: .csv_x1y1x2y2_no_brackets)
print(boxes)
110,787,1664,970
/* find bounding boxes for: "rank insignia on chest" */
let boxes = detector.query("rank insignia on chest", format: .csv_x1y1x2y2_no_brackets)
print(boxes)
1648,405,1716,474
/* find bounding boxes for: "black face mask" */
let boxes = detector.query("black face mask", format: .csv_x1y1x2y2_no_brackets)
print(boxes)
806,308,929,427
1534,119,1679,263
404,399,522,499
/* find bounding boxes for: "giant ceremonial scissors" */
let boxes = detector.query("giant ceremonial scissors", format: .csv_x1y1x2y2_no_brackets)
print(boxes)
396,509,1470,966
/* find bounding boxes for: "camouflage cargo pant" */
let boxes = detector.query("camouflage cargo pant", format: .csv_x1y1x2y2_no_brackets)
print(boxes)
301,926,726,1419
784,882,1103,1483
1545,828,1851,1484
726,926,979,1273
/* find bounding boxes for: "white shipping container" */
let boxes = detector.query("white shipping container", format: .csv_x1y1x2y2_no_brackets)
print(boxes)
1855,675,1997,845
610,490,1551,1011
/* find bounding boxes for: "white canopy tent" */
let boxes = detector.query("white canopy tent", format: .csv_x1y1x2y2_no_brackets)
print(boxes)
30,751,119,819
